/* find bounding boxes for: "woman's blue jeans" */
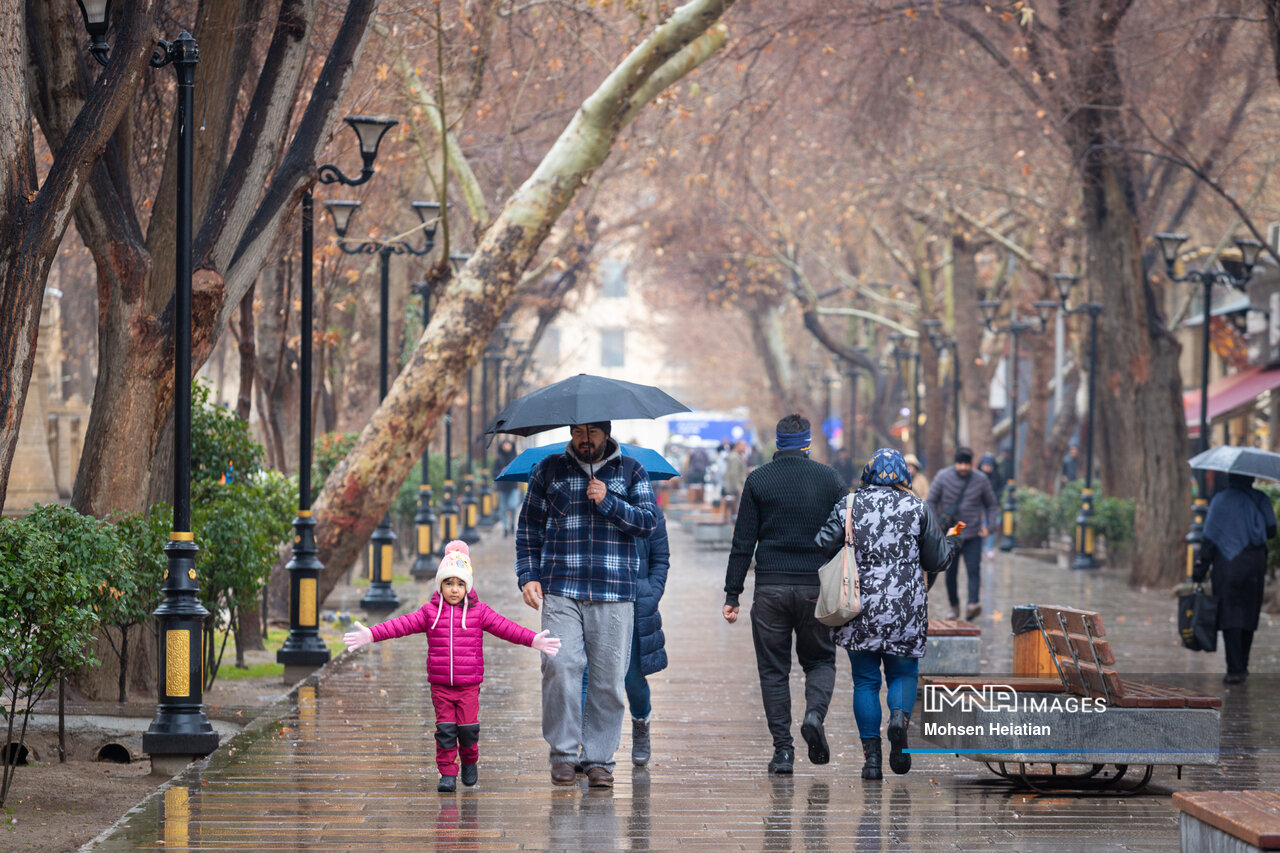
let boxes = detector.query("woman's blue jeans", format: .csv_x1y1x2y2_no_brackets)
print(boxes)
847,649,918,739
582,628,651,720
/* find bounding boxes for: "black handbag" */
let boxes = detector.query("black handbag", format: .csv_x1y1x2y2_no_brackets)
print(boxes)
1178,583,1218,652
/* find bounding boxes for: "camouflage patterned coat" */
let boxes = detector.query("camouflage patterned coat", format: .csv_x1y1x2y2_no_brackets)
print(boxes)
813,486,958,658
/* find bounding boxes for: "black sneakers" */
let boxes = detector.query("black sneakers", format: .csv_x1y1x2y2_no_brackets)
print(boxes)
887,709,911,774
768,746,795,774
437,775,457,793
800,711,830,765
461,763,478,786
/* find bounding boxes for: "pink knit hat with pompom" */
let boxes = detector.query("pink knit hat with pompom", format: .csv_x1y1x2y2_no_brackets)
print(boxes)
435,540,473,595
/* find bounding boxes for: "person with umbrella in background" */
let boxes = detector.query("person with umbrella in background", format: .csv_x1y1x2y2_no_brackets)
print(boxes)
1194,472,1276,684
516,421,658,788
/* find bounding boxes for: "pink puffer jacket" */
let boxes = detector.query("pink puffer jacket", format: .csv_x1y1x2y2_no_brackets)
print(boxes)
368,590,537,686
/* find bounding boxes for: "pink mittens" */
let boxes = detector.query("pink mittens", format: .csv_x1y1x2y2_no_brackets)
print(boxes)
531,629,561,657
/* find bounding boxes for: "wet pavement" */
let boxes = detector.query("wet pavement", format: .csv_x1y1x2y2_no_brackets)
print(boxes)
86,517,1280,851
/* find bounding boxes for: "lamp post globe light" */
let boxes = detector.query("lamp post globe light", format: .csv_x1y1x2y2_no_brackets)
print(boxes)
921,319,961,454
1050,274,1107,570
1153,233,1262,578
979,296,1058,552
278,117,401,677
75,0,218,764
324,196,441,611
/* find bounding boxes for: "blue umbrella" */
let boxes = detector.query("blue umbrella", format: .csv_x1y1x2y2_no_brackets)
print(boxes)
495,442,679,482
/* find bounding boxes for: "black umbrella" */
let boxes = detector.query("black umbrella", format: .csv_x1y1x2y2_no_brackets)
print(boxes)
1188,445,1280,482
484,373,690,437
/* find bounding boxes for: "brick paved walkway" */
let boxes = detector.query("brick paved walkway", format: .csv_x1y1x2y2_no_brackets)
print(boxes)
86,520,1279,851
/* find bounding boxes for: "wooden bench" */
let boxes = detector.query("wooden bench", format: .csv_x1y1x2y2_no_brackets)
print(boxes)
1174,791,1280,852
918,603,1221,790
919,618,981,676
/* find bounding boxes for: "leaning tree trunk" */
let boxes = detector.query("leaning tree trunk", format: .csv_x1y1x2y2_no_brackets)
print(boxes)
289,0,737,608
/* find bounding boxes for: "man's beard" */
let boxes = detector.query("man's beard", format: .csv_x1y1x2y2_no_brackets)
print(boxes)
574,439,608,462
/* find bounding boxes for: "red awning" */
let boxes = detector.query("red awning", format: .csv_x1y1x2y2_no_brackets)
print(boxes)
1184,364,1280,438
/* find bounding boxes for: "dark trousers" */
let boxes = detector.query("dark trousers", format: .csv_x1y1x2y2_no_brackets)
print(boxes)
1223,628,1255,675
945,537,983,607
750,584,836,749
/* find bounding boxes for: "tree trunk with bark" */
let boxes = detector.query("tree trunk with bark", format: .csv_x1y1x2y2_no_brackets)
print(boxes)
55,0,379,526
1067,17,1188,587
283,0,736,610
0,1,153,511
951,233,992,457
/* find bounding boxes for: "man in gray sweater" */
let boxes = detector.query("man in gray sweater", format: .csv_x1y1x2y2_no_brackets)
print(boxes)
926,447,999,620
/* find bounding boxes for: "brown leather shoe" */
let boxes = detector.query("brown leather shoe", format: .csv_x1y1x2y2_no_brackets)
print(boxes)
585,766,614,788
550,762,576,785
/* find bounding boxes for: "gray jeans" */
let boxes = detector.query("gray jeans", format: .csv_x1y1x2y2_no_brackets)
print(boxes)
541,594,634,772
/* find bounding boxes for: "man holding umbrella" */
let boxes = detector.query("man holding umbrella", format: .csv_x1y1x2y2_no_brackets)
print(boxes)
516,420,659,788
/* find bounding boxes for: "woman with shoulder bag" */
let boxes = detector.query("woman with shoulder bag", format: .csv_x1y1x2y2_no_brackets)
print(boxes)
1194,473,1277,684
814,448,961,781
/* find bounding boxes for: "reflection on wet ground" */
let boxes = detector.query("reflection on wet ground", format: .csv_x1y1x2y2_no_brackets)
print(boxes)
87,525,1279,851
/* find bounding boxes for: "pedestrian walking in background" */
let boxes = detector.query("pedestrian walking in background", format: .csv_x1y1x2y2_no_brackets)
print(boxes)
493,437,521,536
1060,444,1081,489
903,453,929,501
516,421,658,788
1194,473,1277,684
926,447,998,621
815,448,960,780
722,414,849,775
344,541,561,793
977,453,1003,558
722,439,748,520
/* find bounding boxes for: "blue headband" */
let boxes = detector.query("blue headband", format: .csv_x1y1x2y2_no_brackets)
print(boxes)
776,430,811,451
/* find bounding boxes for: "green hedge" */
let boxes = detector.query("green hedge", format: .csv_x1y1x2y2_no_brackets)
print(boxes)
1013,483,1135,557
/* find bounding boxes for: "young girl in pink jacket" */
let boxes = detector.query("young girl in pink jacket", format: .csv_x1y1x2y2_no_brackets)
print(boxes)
344,540,560,793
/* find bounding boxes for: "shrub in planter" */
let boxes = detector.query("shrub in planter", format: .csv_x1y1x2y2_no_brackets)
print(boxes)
1013,487,1053,548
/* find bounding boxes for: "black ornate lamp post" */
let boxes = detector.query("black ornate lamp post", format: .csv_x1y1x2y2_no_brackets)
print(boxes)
978,297,1059,551
842,350,864,463
1154,233,1262,577
921,320,960,454
277,116,397,680
437,410,461,550
325,197,440,611
478,349,503,524
77,0,218,765
410,277,440,578
443,253,481,544
889,333,923,461
1050,274,1107,569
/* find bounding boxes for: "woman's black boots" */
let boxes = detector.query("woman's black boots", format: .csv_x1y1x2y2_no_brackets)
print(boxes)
887,709,912,775
860,737,882,780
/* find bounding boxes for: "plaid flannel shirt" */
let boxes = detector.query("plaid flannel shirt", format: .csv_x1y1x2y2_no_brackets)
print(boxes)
515,450,658,602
